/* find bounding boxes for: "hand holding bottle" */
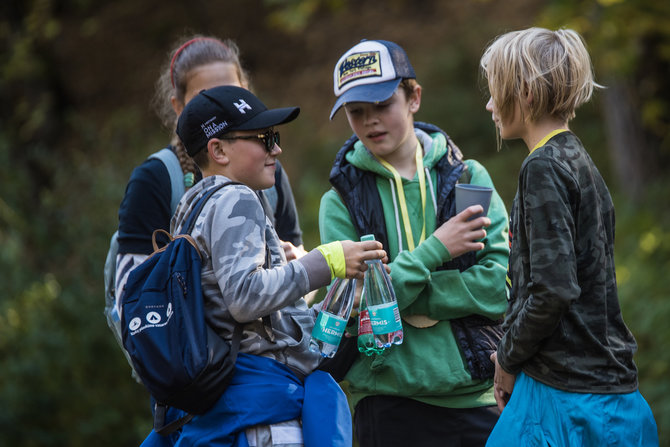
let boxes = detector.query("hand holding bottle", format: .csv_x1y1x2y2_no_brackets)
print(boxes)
433,205,490,258
360,234,403,348
340,239,387,279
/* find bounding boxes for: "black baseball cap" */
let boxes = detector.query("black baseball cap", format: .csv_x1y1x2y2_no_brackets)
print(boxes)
176,85,300,156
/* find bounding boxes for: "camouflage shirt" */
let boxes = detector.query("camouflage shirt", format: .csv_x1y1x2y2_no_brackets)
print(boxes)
171,175,329,377
498,131,639,393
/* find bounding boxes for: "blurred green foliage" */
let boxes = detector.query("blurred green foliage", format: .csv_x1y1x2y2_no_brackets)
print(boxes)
0,0,668,445
613,181,670,442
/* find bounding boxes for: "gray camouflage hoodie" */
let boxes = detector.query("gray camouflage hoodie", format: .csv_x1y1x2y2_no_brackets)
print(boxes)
171,175,329,377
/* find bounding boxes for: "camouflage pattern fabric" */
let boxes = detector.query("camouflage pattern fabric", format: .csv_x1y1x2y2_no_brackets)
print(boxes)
498,131,639,393
171,175,323,378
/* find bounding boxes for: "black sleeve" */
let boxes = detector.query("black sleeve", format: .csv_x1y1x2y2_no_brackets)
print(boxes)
272,160,303,246
117,158,173,255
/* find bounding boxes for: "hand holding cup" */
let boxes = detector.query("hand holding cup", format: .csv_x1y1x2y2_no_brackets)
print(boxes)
433,184,493,258
455,184,493,218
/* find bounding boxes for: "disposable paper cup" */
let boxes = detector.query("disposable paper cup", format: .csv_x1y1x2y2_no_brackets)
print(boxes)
455,184,493,218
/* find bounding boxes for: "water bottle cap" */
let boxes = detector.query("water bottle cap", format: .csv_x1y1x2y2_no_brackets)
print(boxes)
360,234,376,242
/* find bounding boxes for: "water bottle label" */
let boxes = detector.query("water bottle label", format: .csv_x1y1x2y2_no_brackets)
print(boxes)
358,309,373,335
368,302,402,334
312,312,346,345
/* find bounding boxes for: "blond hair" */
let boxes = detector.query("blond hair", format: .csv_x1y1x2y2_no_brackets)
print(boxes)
480,27,602,125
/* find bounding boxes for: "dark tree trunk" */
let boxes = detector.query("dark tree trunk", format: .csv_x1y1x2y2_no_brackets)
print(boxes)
601,80,648,200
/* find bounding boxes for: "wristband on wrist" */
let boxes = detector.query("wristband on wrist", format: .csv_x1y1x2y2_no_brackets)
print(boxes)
315,241,346,279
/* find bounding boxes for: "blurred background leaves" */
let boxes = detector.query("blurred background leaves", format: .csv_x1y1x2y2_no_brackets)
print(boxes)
1,0,668,444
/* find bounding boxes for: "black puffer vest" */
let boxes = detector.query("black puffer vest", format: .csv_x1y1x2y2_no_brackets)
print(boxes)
329,122,501,380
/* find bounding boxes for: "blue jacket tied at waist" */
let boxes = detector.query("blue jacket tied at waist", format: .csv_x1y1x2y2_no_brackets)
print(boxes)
140,353,352,447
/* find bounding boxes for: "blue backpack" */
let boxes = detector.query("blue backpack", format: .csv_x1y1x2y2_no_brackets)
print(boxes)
121,182,242,433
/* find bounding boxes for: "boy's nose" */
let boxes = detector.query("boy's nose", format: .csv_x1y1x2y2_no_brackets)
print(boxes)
486,97,494,112
270,144,282,155
364,110,379,125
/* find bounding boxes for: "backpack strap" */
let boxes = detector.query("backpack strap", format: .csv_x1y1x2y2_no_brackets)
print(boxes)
180,181,234,236
153,405,194,436
152,181,243,435
149,148,186,214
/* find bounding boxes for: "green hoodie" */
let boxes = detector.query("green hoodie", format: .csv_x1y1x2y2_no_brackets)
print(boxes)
319,129,509,409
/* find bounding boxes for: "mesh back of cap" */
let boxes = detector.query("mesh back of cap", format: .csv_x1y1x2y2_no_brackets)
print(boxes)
381,40,415,79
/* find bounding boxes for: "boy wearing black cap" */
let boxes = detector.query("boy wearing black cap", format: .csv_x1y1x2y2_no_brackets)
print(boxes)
140,85,386,447
320,40,510,445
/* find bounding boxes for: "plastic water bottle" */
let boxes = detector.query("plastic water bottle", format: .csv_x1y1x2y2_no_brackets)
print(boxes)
309,278,356,358
357,287,384,356
361,234,403,348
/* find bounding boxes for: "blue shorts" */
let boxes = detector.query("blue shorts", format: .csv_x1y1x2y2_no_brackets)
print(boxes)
486,372,658,446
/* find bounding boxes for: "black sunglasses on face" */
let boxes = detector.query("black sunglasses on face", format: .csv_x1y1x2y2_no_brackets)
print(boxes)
219,129,280,153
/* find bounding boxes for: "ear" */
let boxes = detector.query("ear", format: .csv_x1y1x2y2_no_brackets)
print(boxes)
521,82,533,105
208,139,229,166
525,92,533,105
171,95,184,117
408,84,422,114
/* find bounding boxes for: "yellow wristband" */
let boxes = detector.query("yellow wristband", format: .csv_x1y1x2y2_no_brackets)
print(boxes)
316,241,346,279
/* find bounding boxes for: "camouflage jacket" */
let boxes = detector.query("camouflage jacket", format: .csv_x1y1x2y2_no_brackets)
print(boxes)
171,175,328,378
498,131,639,393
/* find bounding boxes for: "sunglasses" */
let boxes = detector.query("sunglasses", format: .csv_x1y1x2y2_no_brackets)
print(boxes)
219,129,280,153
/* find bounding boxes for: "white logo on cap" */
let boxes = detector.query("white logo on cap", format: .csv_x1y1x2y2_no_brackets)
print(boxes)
202,116,228,138
234,99,252,114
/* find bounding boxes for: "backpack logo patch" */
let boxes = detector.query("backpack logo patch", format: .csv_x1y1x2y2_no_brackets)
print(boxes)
129,317,142,332
127,307,173,336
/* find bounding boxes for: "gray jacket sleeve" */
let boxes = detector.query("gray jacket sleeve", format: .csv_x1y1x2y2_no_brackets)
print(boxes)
202,185,327,322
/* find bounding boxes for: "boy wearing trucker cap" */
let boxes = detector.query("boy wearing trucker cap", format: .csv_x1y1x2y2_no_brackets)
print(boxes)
319,40,509,446
140,85,386,446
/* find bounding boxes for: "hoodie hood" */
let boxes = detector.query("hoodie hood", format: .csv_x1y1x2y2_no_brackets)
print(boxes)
343,124,456,178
